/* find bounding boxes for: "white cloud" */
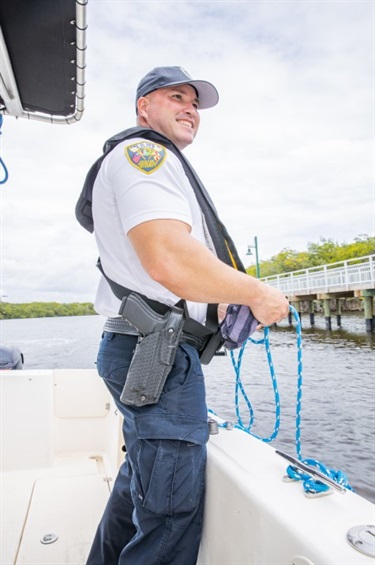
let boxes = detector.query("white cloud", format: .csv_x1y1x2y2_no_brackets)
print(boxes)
1,0,373,301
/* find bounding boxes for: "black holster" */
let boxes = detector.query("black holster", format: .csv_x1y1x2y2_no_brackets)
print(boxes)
119,294,185,406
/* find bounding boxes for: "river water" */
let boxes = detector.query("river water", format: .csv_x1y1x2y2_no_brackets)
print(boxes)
1,313,374,503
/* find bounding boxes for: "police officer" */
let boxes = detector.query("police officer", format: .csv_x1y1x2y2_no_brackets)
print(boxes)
85,66,289,565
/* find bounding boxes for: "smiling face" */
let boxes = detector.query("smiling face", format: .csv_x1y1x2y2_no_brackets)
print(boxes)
137,84,200,150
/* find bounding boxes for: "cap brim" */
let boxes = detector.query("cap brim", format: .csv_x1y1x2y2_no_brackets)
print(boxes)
163,79,219,109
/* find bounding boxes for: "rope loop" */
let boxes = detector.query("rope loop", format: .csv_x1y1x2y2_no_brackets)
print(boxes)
223,304,353,495
230,324,280,442
286,458,353,494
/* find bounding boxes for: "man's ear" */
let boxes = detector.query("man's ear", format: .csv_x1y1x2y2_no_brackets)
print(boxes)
137,96,149,119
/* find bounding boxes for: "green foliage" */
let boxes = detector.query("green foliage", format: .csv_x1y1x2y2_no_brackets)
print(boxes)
0,302,96,320
246,234,375,277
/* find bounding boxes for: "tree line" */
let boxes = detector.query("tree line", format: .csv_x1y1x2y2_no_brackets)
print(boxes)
0,302,96,320
1,235,373,319
246,234,375,278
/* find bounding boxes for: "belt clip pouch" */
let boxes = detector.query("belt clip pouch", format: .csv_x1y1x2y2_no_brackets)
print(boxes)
120,305,185,407
220,304,258,350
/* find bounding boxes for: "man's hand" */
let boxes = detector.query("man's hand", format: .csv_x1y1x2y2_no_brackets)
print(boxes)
248,283,289,327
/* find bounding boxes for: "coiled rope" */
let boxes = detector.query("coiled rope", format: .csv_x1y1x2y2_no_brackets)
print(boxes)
0,115,9,184
217,304,353,495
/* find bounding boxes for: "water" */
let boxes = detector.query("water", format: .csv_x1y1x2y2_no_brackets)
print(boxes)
1,313,374,503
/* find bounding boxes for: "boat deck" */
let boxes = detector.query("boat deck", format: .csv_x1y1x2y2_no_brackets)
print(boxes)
2,453,112,564
1,369,120,565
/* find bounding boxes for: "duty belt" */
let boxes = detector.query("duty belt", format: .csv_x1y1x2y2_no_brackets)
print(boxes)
103,317,207,352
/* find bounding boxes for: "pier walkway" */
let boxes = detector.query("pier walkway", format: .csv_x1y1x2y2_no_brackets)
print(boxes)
261,255,375,331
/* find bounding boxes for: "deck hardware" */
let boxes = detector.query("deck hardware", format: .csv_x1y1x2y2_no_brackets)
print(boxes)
282,474,333,497
283,475,298,483
208,418,219,435
347,524,375,557
276,450,347,495
41,533,58,544
304,489,333,499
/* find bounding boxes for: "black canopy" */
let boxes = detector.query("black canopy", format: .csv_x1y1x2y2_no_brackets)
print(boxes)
0,0,87,123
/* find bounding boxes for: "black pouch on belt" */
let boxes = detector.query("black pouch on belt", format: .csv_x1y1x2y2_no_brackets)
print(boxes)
118,293,185,407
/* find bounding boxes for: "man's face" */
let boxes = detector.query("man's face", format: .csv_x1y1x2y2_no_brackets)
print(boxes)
137,84,200,150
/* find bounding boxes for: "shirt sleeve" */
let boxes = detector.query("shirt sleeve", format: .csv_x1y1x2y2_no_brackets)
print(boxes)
104,140,193,235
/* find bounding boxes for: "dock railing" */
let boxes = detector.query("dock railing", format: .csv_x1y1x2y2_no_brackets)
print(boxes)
261,255,375,295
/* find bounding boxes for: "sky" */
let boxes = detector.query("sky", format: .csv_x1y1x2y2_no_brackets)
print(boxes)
1,0,374,303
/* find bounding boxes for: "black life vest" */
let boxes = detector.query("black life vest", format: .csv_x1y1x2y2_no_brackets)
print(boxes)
75,127,245,350
76,127,245,272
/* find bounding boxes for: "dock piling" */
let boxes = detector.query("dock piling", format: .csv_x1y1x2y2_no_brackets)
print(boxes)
336,299,342,328
363,295,374,332
308,300,315,326
323,299,332,330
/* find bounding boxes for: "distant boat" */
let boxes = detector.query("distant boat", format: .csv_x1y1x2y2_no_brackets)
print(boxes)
0,345,24,370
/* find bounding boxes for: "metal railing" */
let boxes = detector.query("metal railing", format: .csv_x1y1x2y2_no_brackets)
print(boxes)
261,255,375,295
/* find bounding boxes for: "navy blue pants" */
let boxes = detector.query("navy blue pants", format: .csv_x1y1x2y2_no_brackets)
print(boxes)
86,332,209,565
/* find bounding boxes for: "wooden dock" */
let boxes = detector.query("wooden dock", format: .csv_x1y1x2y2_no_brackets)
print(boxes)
261,255,375,331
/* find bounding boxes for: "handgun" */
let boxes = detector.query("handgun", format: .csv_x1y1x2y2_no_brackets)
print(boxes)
119,292,183,336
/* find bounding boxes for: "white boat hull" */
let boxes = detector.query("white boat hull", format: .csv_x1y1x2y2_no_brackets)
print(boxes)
1,369,374,564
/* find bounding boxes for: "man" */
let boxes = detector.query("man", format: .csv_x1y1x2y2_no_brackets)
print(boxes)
83,66,289,564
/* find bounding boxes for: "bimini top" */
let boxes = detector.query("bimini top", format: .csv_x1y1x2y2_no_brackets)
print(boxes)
0,0,88,124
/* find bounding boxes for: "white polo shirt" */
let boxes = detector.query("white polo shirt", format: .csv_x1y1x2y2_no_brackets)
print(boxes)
93,137,210,324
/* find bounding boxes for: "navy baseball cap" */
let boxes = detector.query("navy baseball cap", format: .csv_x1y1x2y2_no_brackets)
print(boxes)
136,66,219,110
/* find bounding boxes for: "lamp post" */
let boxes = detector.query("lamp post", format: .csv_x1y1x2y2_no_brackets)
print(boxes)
246,236,260,278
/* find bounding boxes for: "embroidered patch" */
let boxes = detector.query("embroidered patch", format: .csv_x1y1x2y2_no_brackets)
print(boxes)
125,141,167,174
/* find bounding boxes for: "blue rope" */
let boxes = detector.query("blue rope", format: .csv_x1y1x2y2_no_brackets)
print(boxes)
220,304,353,494
229,327,280,442
285,457,353,494
0,115,9,184
291,304,303,460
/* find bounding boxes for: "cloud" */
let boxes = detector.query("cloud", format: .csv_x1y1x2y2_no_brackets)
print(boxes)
1,0,373,302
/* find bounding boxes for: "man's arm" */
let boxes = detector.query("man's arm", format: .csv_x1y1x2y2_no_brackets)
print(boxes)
128,219,289,326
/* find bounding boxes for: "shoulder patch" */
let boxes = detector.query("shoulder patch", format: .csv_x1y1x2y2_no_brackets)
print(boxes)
125,141,167,174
